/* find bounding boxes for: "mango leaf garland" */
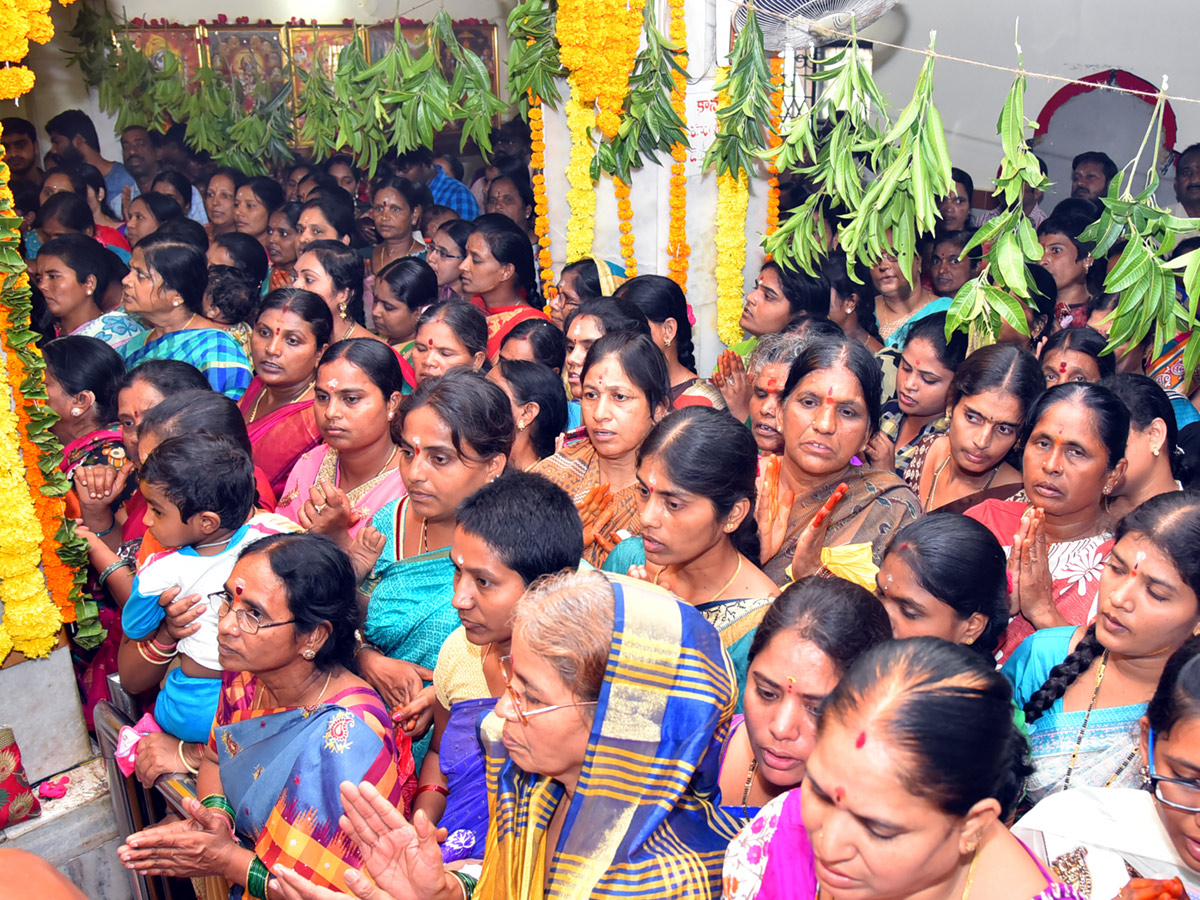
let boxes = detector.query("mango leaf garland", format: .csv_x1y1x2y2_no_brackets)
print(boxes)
703,8,772,180
183,61,235,160
296,49,339,160
439,11,507,157
506,0,564,115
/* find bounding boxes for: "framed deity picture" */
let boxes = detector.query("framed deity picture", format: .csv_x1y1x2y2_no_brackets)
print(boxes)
128,26,204,88
366,20,430,64
446,21,500,96
289,25,365,146
203,26,290,112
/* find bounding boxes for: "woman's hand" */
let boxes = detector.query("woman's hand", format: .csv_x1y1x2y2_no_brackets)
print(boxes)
755,455,794,564
300,481,358,549
118,796,239,880
393,685,437,739
73,464,129,536
790,482,849,580
578,484,620,555
131,732,189,787
711,350,752,422
159,586,206,643
349,526,387,584
359,650,434,713
74,519,115,565
1008,507,1066,629
272,866,399,900
340,781,452,900
863,431,896,473
1118,878,1186,900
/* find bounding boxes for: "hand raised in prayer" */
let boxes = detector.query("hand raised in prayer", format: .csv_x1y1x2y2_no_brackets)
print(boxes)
349,526,386,584
1008,506,1065,629
578,484,621,555
271,865,400,900
755,455,795,564
300,480,357,549
711,350,751,422
118,796,239,881
790,482,849,580
159,586,205,643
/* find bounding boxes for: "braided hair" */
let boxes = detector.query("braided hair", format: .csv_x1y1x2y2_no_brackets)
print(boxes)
1022,624,1106,722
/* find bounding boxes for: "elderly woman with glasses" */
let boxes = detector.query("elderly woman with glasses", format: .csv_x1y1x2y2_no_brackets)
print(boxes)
1015,634,1200,900
118,534,410,899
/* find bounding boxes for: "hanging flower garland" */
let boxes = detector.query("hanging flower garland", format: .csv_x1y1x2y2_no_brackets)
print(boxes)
563,74,597,262
666,0,688,290
0,0,70,100
555,0,644,139
614,177,636,276
713,63,750,347
528,92,556,301
765,55,785,252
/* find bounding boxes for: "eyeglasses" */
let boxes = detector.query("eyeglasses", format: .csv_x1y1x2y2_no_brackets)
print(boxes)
1146,728,1200,813
209,591,295,635
428,244,465,261
499,655,597,727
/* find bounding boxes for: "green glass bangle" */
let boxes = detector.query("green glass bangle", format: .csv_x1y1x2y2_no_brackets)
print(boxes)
247,856,270,900
200,793,236,822
450,870,478,900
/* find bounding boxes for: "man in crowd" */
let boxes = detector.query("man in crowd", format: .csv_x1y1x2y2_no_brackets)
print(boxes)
1,117,44,191
120,125,161,195
45,109,137,216
394,147,479,220
1070,150,1117,200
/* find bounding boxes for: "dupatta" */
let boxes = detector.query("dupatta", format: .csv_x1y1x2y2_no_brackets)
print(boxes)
475,575,743,900
210,672,405,896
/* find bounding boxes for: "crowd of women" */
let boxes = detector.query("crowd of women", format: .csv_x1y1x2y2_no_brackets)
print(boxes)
15,133,1200,900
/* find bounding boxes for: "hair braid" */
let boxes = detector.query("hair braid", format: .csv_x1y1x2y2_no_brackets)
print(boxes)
1022,625,1104,723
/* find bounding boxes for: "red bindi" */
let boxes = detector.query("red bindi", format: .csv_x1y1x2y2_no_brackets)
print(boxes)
834,787,845,804
234,586,243,595
766,377,778,389
1059,361,1068,374
856,731,866,749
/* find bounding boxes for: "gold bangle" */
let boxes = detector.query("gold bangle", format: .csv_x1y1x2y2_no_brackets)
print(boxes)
177,739,199,776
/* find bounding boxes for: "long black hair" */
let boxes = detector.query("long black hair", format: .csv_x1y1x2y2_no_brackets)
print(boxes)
318,338,405,401
416,299,488,362
638,406,761,560
397,367,513,463
142,241,208,314
43,335,125,423
1102,372,1191,484
616,274,697,372
496,359,568,460
469,213,540,307
1023,381,1129,469
303,240,365,325
582,332,671,418
1147,635,1200,736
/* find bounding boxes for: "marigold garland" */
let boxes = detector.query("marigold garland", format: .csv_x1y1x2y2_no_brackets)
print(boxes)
0,0,60,99
563,75,596,262
555,0,644,139
665,0,688,290
614,176,636,277
528,91,556,301
765,55,785,252
713,67,749,347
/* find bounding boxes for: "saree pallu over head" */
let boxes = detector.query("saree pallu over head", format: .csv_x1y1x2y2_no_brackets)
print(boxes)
209,671,405,896
475,575,744,900
120,327,253,401
238,378,323,498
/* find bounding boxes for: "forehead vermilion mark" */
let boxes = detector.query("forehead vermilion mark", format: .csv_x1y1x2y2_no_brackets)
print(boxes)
234,585,243,595
1059,361,1068,374
766,377,778,389
834,786,845,804
856,731,866,749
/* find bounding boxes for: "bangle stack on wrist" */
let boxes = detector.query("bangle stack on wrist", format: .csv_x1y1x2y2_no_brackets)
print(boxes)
200,793,236,822
450,870,477,900
247,856,271,900
136,637,179,666
97,558,134,587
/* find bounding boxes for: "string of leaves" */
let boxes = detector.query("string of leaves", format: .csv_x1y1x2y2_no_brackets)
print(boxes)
946,56,1049,344
506,0,564,116
295,51,339,161
592,0,688,184
1082,89,1200,373
703,7,772,179
763,34,887,274
438,12,508,157
183,60,236,160
217,76,296,175
63,0,119,87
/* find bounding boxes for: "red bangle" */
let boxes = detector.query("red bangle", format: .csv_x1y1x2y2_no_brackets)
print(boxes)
415,783,449,796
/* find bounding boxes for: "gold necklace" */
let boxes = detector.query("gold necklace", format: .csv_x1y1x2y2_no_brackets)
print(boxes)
741,758,758,819
961,847,980,900
654,554,744,604
249,379,315,423
926,454,999,512
317,445,398,507
1063,650,1108,790
253,669,332,712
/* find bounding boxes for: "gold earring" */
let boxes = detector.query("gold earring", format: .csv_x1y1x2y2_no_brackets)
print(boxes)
338,301,348,319
1152,446,1161,457
517,421,526,431
302,649,315,660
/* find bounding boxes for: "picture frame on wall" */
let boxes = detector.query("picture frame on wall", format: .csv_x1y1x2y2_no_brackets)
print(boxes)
289,25,364,145
203,26,290,112
127,26,205,88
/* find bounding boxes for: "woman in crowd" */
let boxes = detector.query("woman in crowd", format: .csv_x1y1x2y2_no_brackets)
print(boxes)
233,175,284,251
618,273,726,409
562,297,650,429
1004,490,1200,804
238,289,333,497
730,261,829,365
744,334,805,454
117,533,407,897
266,202,302,291
875,513,1009,656
414,473,583,862
549,256,623,327
296,194,356,251
427,219,473,302
277,339,405,542
207,231,269,294
605,406,778,686
725,638,1083,900
355,369,511,768
486,172,538,246
967,382,1129,660
35,192,130,262
370,176,428,273
373,258,437,355
36,168,130,258
488,358,568,471
1041,325,1115,387
866,313,966,478
73,162,128,234
325,154,362,200
149,170,196,221
410,298,488,385
292,240,378,344
906,342,1044,512
203,167,245,239
872,242,952,348
534,331,670,566
35,234,144,349
1039,214,1100,331
119,241,253,400
1014,636,1200,898
497,316,566,372
45,335,125,477
720,576,891,844
823,250,882,352
757,337,921,585
1102,374,1187,517
271,569,743,900
458,213,548,361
